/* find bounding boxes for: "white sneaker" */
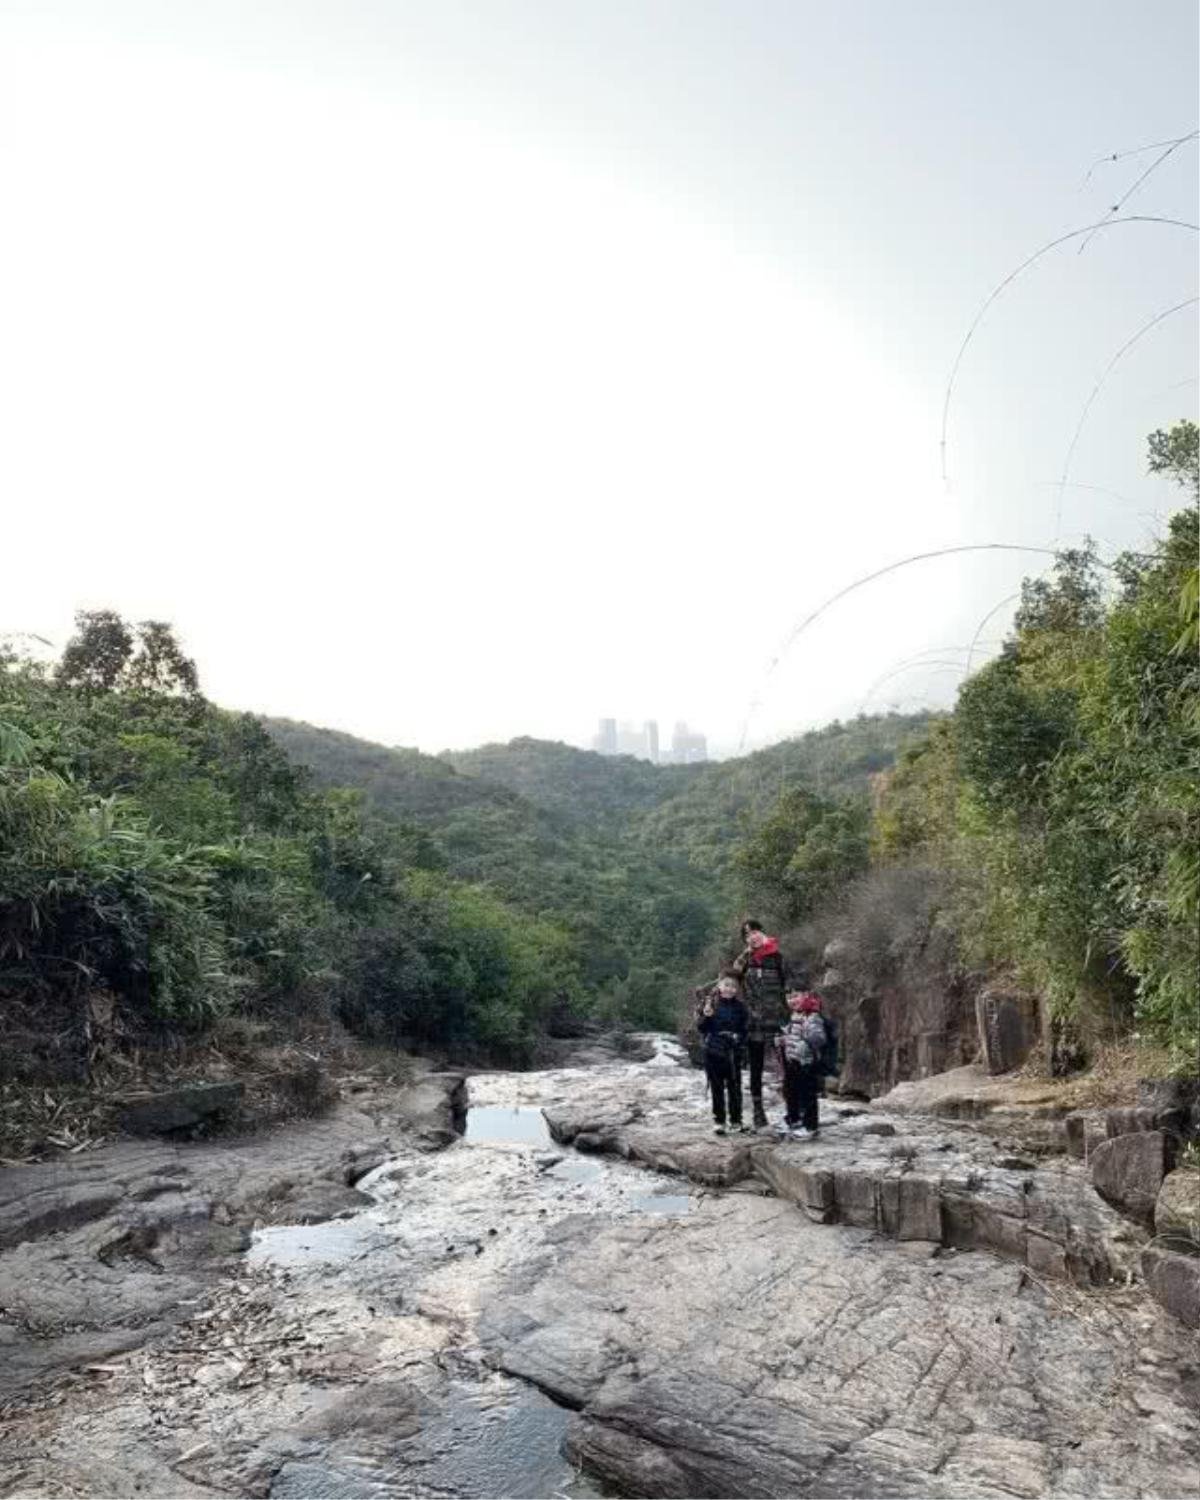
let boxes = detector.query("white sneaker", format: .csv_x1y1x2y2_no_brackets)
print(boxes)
773,1122,791,1136
789,1127,813,1140
712,1124,727,1136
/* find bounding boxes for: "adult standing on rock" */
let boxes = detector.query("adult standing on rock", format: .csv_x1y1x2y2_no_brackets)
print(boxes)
696,976,749,1136
734,920,788,1131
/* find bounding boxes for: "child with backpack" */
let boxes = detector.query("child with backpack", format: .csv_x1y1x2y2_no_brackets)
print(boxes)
774,992,828,1140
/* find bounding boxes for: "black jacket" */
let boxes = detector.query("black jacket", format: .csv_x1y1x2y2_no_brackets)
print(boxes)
696,997,748,1058
737,944,787,1041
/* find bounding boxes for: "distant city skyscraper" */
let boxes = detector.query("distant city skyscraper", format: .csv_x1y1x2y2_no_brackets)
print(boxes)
593,715,704,763
593,717,617,755
671,721,708,764
616,720,644,756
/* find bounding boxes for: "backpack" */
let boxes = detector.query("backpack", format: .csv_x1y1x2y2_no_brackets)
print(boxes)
819,1013,840,1077
780,1025,813,1066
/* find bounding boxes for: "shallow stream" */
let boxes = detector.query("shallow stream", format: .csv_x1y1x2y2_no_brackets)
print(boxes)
244,1041,700,1497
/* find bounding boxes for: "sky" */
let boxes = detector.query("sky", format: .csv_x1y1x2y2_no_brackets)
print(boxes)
2,1,1197,756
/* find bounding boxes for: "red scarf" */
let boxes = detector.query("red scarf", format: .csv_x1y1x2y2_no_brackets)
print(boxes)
749,936,780,963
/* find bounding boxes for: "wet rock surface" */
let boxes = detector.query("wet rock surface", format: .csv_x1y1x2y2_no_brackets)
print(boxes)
1,1040,1197,1499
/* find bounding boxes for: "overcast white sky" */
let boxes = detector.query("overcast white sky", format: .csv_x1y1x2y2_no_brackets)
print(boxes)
2,1,1197,755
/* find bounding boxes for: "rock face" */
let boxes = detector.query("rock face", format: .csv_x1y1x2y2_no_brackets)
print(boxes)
1090,1130,1177,1223
1155,1167,1200,1250
976,988,1041,1075
822,975,979,1099
1137,1076,1200,1139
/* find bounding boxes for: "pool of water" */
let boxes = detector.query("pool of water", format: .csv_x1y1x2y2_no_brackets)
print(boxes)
464,1105,553,1146
245,1215,389,1269
548,1158,605,1186
629,1192,692,1215
412,1380,602,1498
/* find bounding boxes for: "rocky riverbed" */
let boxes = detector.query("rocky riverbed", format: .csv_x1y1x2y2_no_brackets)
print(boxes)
0,1040,1197,1499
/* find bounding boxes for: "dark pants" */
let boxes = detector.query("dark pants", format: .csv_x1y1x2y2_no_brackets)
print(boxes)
747,1037,767,1101
705,1050,743,1126
783,1063,821,1131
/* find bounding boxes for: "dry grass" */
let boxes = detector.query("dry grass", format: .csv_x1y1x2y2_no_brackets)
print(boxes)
1017,1038,1173,1110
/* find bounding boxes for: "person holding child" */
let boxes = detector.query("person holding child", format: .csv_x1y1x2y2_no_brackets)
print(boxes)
733,919,789,1131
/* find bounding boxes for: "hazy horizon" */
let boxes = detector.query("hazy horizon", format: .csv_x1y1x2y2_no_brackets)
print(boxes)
4,1,1197,754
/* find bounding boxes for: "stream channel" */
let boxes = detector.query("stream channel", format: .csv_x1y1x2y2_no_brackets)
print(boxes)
7,1037,1195,1499
243,1041,701,1498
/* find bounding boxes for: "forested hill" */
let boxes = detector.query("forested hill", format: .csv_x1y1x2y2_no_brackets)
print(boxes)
265,712,933,1017
634,713,933,877
266,713,930,877
264,717,723,1015
442,738,702,830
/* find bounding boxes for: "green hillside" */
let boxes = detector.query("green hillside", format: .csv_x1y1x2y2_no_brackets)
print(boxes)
443,737,701,830
266,718,720,1010
634,713,935,878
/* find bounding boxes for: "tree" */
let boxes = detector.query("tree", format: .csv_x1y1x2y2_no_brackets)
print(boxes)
1147,419,1199,498
56,610,134,692
57,610,199,698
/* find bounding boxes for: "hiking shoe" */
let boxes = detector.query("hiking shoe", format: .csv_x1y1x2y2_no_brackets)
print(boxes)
735,1123,752,1134
712,1124,727,1136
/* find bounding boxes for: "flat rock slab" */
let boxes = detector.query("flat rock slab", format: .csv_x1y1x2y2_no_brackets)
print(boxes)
0,1067,464,1402
481,1195,1199,1499
545,1068,1147,1287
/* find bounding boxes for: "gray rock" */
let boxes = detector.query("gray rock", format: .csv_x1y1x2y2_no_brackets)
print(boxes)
1064,1110,1107,1161
481,1194,1198,1500
1142,1244,1200,1328
975,988,1040,1075
1104,1106,1157,1138
1090,1130,1177,1223
1155,1167,1200,1252
1137,1076,1200,1138
119,1082,244,1135
860,1121,897,1136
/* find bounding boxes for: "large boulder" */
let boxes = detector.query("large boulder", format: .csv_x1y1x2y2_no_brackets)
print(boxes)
975,988,1040,1075
1155,1167,1200,1252
1141,1244,1200,1329
118,1082,244,1136
1090,1130,1177,1223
